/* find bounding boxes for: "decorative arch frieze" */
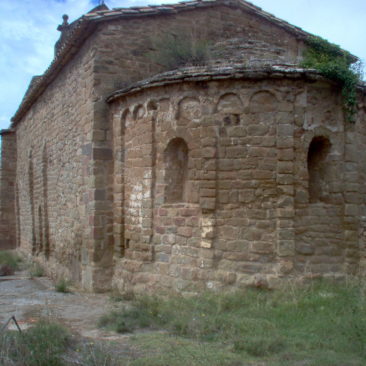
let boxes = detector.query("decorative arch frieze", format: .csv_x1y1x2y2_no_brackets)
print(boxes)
216,92,243,126
176,96,201,121
249,90,277,113
133,104,145,120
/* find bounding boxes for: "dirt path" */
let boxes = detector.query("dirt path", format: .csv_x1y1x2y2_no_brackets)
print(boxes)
0,272,144,364
0,272,118,338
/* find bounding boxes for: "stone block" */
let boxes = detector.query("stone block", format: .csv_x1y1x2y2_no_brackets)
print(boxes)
200,188,216,197
277,240,295,257
227,126,247,137
345,204,358,216
278,148,294,161
277,137,294,148
200,198,215,210
156,253,170,263
277,174,294,185
277,162,293,174
200,239,212,249
277,124,294,137
278,196,294,208
202,147,216,158
216,271,237,285
177,227,193,238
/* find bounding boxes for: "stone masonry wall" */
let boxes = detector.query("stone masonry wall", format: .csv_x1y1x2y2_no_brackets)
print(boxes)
14,34,100,287
0,130,16,249
110,76,364,294
89,3,307,291
5,2,307,291
294,84,349,275
356,93,366,274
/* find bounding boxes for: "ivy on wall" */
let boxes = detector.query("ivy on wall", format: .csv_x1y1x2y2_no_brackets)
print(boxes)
301,36,363,122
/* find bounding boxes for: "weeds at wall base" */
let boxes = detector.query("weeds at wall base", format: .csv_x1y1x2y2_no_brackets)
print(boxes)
28,262,44,278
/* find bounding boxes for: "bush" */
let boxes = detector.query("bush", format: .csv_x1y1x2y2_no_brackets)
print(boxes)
55,278,71,293
0,264,15,276
0,320,69,366
0,251,22,276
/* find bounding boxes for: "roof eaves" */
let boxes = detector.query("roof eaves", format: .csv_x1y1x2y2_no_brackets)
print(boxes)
106,65,324,103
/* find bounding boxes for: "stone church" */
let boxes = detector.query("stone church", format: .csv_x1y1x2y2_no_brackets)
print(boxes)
1,0,366,293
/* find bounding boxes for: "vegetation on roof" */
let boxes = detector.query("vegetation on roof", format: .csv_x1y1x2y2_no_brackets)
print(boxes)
302,36,363,122
149,31,212,70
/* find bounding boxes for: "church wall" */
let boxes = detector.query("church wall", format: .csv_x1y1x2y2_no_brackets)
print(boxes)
0,130,16,249
355,93,366,274
88,4,308,292
110,76,364,294
293,83,350,275
13,36,98,285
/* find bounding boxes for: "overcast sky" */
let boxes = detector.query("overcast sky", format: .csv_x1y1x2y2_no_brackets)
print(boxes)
0,0,365,131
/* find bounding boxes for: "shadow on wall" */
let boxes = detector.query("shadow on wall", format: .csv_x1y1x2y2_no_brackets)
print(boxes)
307,136,331,203
164,137,188,203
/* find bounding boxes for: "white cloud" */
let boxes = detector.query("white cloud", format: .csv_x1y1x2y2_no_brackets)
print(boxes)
0,0,97,130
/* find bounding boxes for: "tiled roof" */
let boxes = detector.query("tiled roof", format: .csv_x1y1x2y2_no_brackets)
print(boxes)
10,0,356,125
107,64,325,102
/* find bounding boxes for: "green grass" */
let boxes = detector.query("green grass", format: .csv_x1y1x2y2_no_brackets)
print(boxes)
0,322,124,366
129,333,244,366
0,320,69,366
76,341,121,366
99,279,366,366
0,251,22,275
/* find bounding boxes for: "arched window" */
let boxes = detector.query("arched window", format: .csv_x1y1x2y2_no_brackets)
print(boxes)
164,138,188,203
307,136,331,203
